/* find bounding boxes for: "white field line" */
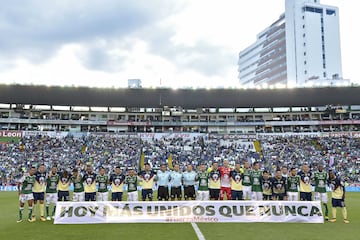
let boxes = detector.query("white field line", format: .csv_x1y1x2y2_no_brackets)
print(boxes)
191,222,206,240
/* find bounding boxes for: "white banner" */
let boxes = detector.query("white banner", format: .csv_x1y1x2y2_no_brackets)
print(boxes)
54,201,324,224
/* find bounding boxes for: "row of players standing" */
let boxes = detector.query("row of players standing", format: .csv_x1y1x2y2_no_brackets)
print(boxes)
17,160,349,223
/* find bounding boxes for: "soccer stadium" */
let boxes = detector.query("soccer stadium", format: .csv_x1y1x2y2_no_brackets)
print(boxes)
0,84,359,240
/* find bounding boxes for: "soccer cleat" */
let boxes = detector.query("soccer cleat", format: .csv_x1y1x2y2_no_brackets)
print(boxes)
28,218,36,223
40,216,46,222
46,216,51,221
52,216,55,220
324,216,329,221
16,219,23,223
329,218,337,222
343,219,350,224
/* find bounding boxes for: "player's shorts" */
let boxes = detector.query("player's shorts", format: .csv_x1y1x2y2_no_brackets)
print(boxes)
127,191,138,201
19,193,34,203
251,191,263,201
111,192,123,201
73,192,85,202
300,192,312,201
209,188,220,200
97,192,109,201
157,186,169,200
273,193,286,201
197,190,209,201
263,194,272,201
314,192,328,203
46,193,57,204
170,186,182,200
142,189,153,201
231,190,243,200
220,187,231,200
33,192,45,201
85,192,96,201
184,185,196,200
58,191,70,201
287,192,299,201
332,198,345,208
242,185,252,200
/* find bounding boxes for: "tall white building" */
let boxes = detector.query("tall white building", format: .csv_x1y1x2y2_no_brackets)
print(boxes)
238,0,346,87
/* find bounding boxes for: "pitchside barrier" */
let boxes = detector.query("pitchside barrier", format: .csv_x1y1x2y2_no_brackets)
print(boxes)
54,201,324,224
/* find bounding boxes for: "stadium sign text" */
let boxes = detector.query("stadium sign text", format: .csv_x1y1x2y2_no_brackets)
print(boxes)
54,201,324,224
0,130,22,138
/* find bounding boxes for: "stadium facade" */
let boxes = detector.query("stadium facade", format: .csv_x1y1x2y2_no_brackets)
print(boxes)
0,84,360,134
238,0,345,87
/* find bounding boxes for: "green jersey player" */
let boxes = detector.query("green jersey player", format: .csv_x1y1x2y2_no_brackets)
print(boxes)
45,166,59,220
97,167,109,201
287,167,300,201
314,163,329,220
17,166,36,223
242,161,252,200
71,168,84,201
251,162,263,200
196,163,209,200
125,168,139,201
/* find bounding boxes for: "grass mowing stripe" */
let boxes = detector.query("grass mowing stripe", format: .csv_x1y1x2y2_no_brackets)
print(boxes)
191,222,206,240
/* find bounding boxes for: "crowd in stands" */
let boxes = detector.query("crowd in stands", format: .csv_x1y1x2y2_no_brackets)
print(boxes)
0,134,359,186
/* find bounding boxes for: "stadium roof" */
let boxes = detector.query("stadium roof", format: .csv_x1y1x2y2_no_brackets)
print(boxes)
0,84,359,108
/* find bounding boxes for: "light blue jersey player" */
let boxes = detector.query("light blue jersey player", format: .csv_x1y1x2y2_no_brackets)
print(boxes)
170,164,183,200
155,164,171,200
182,164,197,200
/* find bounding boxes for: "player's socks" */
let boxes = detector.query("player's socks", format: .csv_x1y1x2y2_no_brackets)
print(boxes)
28,207,33,221
19,207,24,220
332,208,337,219
342,207,347,220
40,203,45,216
323,203,328,218
32,204,36,219
46,206,52,220
52,206,56,217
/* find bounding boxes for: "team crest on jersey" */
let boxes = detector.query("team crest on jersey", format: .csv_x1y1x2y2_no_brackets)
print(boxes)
86,178,93,185
212,173,219,181
276,183,283,189
263,183,270,190
114,178,121,185
329,183,335,190
304,176,310,184
234,175,241,182
62,178,68,184
39,177,45,184
144,173,150,181
200,179,207,185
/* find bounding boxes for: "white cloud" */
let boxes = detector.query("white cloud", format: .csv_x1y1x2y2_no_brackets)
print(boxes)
0,0,358,88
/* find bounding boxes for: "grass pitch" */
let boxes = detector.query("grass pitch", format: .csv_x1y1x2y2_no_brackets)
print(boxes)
0,192,359,240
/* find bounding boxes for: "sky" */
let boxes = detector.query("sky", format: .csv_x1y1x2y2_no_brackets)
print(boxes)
0,0,358,88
